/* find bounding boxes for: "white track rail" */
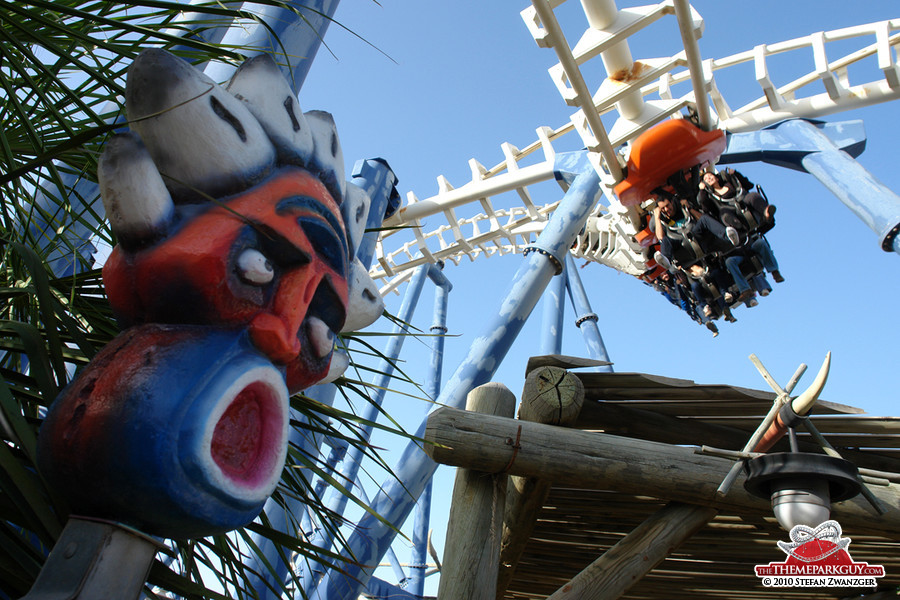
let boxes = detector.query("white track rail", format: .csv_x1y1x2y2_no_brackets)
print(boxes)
370,1,900,294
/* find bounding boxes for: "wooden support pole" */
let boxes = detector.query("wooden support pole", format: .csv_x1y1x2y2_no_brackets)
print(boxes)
497,366,584,599
423,407,900,538
437,383,515,600
547,502,717,600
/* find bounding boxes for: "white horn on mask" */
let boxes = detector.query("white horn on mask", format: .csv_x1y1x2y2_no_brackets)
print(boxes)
304,110,346,204
226,54,314,168
126,49,275,202
98,132,174,250
342,258,384,333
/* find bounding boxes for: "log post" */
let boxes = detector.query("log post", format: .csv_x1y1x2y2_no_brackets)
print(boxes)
547,502,717,600
437,383,515,600
497,366,584,598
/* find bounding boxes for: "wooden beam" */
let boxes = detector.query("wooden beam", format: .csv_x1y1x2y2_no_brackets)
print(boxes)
437,383,514,600
578,398,900,474
424,407,900,538
547,502,717,600
497,366,584,599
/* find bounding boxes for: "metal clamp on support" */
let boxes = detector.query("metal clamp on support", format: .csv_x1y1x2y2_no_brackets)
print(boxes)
523,245,564,275
574,312,599,327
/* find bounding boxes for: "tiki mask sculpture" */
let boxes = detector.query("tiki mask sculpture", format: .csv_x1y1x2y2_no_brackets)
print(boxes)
37,49,384,539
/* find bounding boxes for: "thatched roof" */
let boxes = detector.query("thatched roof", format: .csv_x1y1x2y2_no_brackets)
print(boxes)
503,364,900,600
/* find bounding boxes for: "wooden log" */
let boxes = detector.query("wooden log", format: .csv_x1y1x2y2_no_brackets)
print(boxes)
437,383,515,600
546,502,717,600
424,406,900,538
517,365,584,425
497,367,584,598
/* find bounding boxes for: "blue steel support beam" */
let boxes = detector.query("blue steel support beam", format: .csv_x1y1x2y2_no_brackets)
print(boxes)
564,253,613,371
313,161,602,600
365,578,420,600
248,157,396,598
300,264,430,588
300,264,438,594
720,118,900,254
245,385,337,598
540,267,567,356
352,479,408,587
409,265,452,598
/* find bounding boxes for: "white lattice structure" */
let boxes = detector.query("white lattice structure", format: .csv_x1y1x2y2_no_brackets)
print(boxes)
369,1,900,293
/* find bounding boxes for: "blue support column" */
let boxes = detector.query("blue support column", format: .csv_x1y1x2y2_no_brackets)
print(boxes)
245,385,337,598
564,254,613,371
409,266,452,597
312,163,602,600
540,266,566,356
300,264,441,594
248,157,396,598
721,118,900,254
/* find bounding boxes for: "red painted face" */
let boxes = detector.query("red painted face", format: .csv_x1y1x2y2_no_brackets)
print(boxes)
104,168,349,392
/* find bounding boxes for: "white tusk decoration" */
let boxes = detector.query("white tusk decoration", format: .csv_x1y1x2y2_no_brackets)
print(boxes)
98,133,174,249
226,55,314,169
341,184,372,260
126,49,275,202
791,351,831,416
342,258,384,333
304,110,346,204
317,350,349,385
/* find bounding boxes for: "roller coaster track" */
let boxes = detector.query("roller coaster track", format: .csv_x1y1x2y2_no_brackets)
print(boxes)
370,1,900,294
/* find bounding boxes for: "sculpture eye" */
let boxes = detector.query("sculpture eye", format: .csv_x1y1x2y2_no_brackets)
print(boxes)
237,248,274,284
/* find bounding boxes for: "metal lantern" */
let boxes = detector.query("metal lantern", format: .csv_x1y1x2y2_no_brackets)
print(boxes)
744,451,862,531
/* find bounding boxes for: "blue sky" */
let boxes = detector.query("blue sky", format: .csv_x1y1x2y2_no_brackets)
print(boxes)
300,1,900,593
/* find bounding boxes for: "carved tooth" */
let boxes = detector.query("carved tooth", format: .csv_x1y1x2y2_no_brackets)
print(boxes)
98,132,174,250
304,110,346,204
791,351,831,416
317,351,349,385
126,49,275,202
342,258,384,332
308,316,335,358
342,184,372,259
226,54,314,168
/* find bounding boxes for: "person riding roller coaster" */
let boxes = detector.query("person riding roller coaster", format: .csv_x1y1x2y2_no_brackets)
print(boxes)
697,168,777,236
650,190,740,270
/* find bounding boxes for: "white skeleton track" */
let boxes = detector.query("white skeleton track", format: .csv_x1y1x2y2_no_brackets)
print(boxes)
369,1,900,295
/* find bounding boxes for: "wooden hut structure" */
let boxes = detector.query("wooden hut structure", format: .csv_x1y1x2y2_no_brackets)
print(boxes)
425,356,900,600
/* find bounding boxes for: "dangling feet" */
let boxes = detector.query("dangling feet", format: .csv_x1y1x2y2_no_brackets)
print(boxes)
706,321,719,337
772,270,785,283
653,250,673,271
725,226,741,246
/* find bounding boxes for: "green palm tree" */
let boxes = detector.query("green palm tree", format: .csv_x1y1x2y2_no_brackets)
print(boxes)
0,2,409,598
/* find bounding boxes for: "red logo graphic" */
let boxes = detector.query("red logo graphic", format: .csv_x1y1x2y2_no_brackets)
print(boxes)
755,521,885,588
